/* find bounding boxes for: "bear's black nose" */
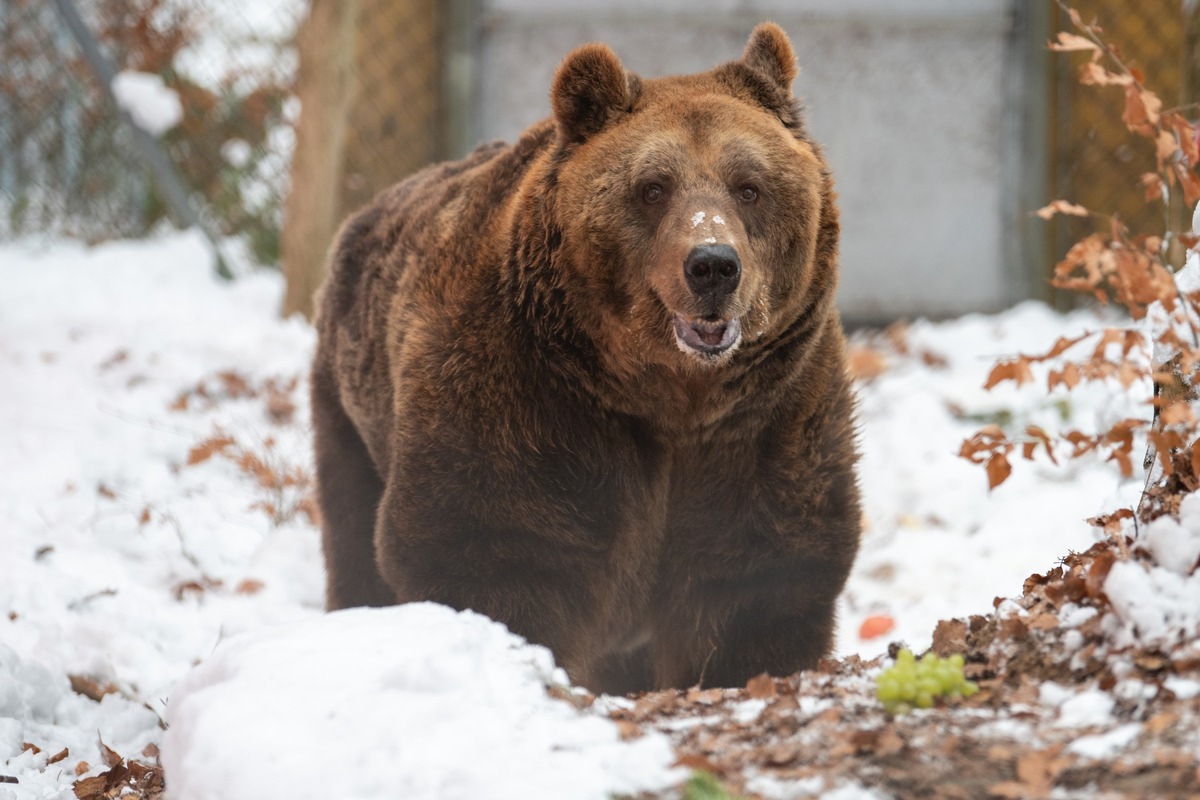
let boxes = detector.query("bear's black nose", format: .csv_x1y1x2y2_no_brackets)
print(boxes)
683,244,741,302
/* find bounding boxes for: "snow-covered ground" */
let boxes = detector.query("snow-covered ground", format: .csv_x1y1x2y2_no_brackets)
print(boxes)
0,233,1151,798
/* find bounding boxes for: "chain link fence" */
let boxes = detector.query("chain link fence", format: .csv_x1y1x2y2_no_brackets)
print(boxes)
336,0,443,219
1,0,301,265
1,0,450,271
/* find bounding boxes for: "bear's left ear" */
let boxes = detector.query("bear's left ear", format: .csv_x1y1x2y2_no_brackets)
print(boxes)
740,22,797,96
552,43,632,144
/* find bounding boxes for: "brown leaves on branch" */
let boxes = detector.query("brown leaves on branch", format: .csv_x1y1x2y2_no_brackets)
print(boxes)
983,329,1146,394
959,426,1013,490
967,4,1200,496
963,418,1147,490
1051,230,1178,320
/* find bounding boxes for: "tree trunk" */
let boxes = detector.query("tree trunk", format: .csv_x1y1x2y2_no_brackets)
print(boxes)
338,0,442,219
280,0,357,320
281,0,443,321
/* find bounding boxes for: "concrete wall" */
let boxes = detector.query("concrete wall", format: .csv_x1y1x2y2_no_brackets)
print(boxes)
465,0,1040,322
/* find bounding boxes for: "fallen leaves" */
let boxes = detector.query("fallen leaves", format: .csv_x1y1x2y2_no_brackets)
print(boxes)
68,675,118,703
170,370,300,427
744,673,776,700
183,428,317,527
69,740,163,800
186,435,235,466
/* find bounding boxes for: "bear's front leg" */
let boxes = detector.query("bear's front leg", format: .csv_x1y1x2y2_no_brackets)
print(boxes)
650,554,851,689
372,476,616,680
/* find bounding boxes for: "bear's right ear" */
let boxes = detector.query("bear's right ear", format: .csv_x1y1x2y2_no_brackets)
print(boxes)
552,43,631,144
741,22,798,96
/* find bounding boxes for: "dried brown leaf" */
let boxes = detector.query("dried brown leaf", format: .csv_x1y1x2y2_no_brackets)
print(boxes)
1177,165,1200,207
984,359,1034,389
266,389,297,424
745,672,777,700
685,687,724,705
1191,438,1200,485
68,675,117,703
1035,199,1090,220
98,739,121,769
846,346,887,382
986,451,1012,490
234,578,265,595
959,425,1010,465
1048,362,1082,391
1156,129,1179,170
1141,172,1166,203
1123,84,1162,137
1048,31,1101,54
1166,112,1199,165
72,774,107,799
1085,549,1115,602
1160,402,1194,426
186,435,235,466
1078,61,1132,86
217,370,251,398
931,618,967,656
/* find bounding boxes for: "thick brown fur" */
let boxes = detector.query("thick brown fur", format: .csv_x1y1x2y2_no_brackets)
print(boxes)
311,23,861,694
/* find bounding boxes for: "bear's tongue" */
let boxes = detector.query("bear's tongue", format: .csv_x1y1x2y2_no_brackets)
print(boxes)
693,319,727,346
673,315,742,356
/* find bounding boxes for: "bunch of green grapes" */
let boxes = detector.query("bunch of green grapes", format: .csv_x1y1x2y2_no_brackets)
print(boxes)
875,649,978,713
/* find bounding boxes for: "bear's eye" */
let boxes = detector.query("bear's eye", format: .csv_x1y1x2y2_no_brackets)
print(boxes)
642,183,664,204
739,185,759,204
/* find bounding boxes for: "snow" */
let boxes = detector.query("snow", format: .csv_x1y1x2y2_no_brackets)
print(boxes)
1103,558,1200,650
0,231,1183,797
1055,690,1115,728
1066,722,1142,759
745,772,825,800
163,604,681,800
820,782,895,800
1140,492,1200,576
1039,681,1075,709
1164,676,1200,700
842,301,1144,656
110,71,183,136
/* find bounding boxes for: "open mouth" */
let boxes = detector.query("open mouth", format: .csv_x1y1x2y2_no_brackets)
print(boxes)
672,315,742,358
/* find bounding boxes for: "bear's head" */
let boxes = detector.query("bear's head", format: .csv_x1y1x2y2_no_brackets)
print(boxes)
547,23,835,372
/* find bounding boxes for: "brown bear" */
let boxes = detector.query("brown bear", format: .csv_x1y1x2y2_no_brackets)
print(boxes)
311,23,861,694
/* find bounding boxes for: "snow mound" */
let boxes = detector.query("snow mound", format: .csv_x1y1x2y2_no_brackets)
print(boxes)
1102,492,1200,654
162,603,681,800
